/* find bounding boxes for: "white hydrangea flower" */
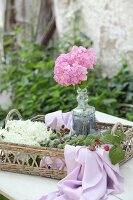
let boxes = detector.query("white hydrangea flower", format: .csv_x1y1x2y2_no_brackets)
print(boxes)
0,119,52,146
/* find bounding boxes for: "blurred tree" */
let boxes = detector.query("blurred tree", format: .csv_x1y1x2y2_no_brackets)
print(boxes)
4,0,56,45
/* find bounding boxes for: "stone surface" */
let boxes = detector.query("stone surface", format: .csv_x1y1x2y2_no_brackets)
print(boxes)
53,0,133,76
0,91,11,109
0,0,6,63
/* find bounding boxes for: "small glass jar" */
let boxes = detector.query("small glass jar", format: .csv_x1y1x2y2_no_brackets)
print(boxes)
72,87,96,136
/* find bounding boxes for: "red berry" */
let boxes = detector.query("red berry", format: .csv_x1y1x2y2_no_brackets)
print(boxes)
104,145,110,151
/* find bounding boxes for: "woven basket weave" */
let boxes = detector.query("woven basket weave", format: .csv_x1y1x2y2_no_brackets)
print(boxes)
0,109,133,180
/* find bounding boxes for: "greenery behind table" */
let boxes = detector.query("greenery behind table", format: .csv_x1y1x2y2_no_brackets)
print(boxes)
0,194,9,200
0,31,133,123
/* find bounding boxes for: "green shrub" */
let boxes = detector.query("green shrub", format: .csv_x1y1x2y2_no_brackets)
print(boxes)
0,39,77,119
87,63,133,120
0,194,9,200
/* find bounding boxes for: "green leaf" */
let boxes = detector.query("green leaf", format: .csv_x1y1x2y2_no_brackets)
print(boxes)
112,135,121,145
79,80,88,89
101,133,114,144
85,135,95,145
85,134,100,145
109,146,125,165
112,131,126,145
115,130,126,140
101,130,125,146
56,132,61,138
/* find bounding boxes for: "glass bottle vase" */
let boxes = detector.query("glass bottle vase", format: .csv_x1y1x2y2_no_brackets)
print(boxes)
72,87,96,136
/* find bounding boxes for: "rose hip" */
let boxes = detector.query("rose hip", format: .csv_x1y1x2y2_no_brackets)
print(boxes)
104,145,110,151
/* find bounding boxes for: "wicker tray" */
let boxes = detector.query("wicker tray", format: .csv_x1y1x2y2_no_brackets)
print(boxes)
0,109,133,180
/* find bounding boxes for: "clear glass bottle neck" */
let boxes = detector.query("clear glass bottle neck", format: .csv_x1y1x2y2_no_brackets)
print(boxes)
77,87,89,109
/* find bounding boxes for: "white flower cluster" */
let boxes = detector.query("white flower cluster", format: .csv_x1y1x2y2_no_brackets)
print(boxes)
0,120,52,146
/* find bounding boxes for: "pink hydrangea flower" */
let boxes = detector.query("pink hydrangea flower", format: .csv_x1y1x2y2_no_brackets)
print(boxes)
70,46,96,69
54,46,96,86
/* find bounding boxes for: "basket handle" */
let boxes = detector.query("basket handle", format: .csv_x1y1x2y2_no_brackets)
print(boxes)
111,122,124,135
5,109,23,125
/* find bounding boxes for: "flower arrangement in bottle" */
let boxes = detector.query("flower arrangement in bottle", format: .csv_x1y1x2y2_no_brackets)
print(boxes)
54,46,96,135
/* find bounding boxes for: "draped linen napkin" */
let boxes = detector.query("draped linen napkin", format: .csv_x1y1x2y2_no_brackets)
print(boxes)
39,145,124,200
45,110,72,131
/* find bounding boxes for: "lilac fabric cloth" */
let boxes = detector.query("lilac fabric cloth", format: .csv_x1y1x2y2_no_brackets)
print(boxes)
39,145,124,200
40,156,67,171
45,110,72,131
